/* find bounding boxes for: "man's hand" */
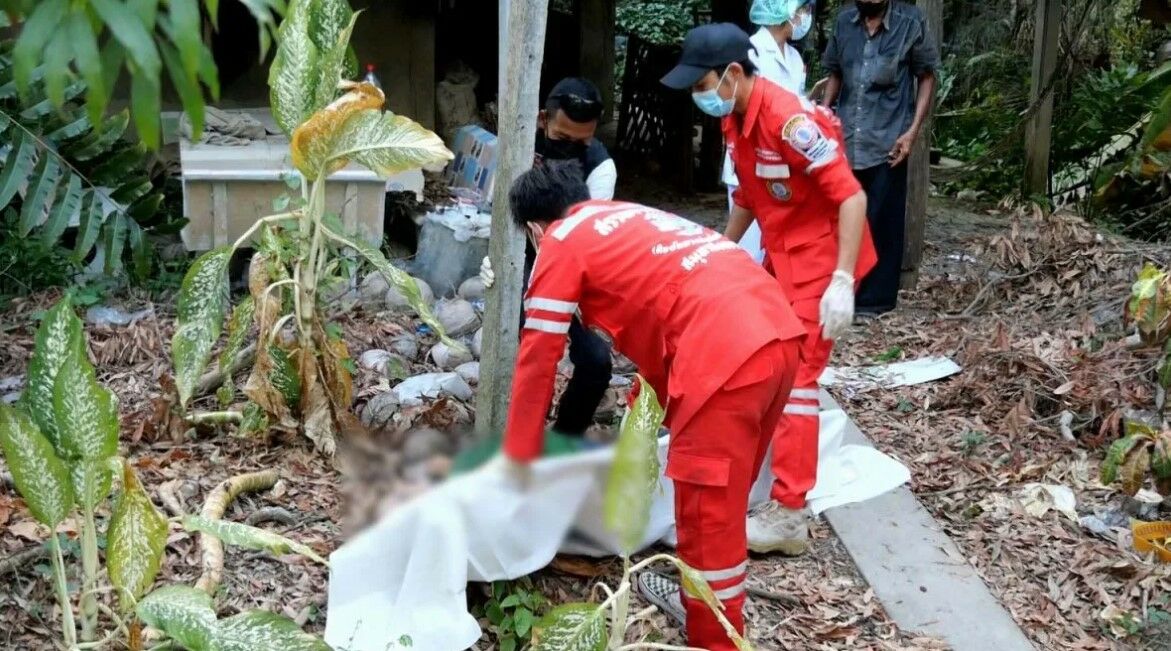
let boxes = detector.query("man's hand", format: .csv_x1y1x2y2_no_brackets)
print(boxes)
889,128,918,167
482,453,532,490
480,256,495,290
820,270,856,341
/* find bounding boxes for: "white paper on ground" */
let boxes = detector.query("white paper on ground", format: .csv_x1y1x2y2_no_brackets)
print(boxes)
325,400,911,651
820,356,962,389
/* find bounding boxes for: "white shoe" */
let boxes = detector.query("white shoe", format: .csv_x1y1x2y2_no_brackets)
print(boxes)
747,500,810,555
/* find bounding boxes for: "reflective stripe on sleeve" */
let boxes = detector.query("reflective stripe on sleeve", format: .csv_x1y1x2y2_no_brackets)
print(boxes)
524,297,578,314
783,403,820,416
524,318,571,334
789,388,820,401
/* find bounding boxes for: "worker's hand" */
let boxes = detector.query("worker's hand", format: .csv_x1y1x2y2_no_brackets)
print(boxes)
889,129,918,167
482,453,532,491
819,270,856,341
479,256,495,290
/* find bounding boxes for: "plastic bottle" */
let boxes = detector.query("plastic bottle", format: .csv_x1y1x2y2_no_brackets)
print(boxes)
363,63,382,90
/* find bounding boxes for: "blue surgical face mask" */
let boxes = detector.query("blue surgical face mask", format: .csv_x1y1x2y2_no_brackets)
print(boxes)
791,13,812,41
692,70,737,118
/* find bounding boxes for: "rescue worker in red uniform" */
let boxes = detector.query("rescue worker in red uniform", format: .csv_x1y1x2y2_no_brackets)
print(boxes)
663,23,877,556
491,162,805,650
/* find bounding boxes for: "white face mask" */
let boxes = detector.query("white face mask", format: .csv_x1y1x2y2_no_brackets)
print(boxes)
791,12,812,41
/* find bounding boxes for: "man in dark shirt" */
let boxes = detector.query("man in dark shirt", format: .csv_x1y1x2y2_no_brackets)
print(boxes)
480,78,616,442
821,0,939,314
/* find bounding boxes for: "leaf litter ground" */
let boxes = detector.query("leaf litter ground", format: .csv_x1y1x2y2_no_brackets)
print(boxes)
1,194,1168,650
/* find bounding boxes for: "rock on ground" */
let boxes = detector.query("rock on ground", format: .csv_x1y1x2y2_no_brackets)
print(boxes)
389,336,420,361
386,276,436,312
430,342,474,370
360,392,400,430
358,349,410,379
472,328,483,358
359,272,390,307
454,361,480,385
393,372,474,405
434,298,480,337
458,277,486,301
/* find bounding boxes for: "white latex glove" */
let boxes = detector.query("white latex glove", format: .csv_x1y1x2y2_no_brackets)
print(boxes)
819,270,855,341
481,454,531,491
479,256,495,290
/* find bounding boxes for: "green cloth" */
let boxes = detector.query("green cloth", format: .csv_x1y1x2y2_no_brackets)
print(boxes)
451,429,585,474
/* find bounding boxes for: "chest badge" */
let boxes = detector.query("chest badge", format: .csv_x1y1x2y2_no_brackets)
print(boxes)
768,180,792,201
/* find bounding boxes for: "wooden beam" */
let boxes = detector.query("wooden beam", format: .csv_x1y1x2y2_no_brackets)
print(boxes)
476,0,551,438
900,0,943,290
1023,0,1061,197
578,0,616,123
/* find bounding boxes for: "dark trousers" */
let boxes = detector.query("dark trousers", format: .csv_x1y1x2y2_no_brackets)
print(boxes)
854,162,908,312
522,243,613,436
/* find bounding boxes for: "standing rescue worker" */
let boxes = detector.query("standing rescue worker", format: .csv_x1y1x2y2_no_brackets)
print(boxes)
663,23,876,555
724,0,817,264
489,162,804,651
478,78,616,447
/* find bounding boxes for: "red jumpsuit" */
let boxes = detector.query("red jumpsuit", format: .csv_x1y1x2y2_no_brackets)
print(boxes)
503,201,805,649
725,78,878,509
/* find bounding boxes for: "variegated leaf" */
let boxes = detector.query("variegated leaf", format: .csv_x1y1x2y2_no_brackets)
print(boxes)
108,461,168,611
319,224,458,348
321,108,452,179
23,299,83,450
675,558,722,613
604,374,666,556
307,0,353,54
209,610,331,651
173,248,232,406
70,457,114,512
530,603,607,651
311,8,359,111
182,515,328,565
268,0,320,136
291,83,384,179
136,585,218,651
53,355,119,462
0,404,74,527
269,345,303,408
220,297,256,374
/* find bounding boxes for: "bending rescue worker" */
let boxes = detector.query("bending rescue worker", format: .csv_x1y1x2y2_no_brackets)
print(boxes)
491,162,804,651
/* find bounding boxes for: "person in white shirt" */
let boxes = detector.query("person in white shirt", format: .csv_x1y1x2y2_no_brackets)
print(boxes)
724,0,816,263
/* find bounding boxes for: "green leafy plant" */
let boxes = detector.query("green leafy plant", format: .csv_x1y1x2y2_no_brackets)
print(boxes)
169,0,453,454
0,43,171,281
476,579,546,651
531,378,755,651
0,0,284,149
0,296,334,649
1100,420,1171,497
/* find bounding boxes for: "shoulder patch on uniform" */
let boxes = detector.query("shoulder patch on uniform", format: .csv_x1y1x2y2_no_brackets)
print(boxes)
781,114,837,168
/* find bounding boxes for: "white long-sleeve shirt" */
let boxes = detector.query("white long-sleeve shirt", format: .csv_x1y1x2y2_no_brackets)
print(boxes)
723,28,808,186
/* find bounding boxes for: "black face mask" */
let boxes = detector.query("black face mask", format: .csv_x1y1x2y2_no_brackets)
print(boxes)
537,130,588,162
855,0,888,18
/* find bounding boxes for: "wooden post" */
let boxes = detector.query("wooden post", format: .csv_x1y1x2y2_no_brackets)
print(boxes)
899,0,943,290
1023,0,1061,197
578,0,616,123
476,0,551,438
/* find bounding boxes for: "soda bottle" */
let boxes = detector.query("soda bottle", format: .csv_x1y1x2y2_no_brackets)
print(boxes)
363,63,382,90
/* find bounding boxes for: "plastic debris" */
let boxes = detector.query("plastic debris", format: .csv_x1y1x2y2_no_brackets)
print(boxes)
85,305,154,327
393,373,473,406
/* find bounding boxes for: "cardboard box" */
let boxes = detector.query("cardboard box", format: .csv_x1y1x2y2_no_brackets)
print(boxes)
445,125,499,207
178,109,423,251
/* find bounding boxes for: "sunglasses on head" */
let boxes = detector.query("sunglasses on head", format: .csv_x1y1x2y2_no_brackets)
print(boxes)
552,93,603,119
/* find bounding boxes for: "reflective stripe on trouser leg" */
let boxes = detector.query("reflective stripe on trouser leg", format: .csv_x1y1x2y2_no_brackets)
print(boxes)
669,341,794,651
770,318,833,509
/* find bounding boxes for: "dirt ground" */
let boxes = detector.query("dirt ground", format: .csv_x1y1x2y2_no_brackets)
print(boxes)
2,176,1170,651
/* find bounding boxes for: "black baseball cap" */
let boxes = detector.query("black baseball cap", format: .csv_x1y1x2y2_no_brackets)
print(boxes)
661,23,753,90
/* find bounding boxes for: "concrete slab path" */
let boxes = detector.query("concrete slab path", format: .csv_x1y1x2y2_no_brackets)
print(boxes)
822,396,1036,651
